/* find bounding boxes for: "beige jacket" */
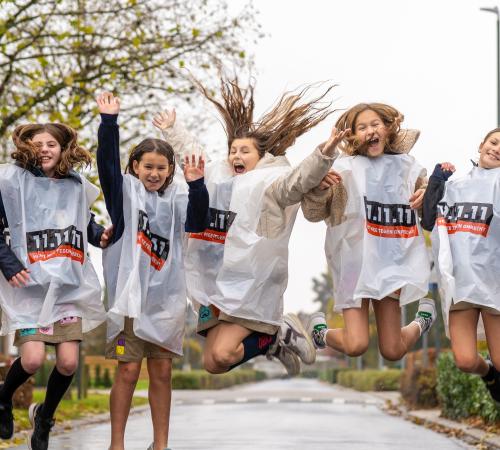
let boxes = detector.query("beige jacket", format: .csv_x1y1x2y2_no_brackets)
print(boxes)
301,129,426,226
161,124,336,238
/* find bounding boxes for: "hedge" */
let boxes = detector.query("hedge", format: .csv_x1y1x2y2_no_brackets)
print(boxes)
172,369,266,390
336,369,402,392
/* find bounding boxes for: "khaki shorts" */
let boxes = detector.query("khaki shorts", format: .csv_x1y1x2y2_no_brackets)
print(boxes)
450,301,500,315
14,317,83,347
105,318,177,362
196,304,279,337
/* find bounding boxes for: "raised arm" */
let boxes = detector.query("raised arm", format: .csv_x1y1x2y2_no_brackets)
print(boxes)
422,163,455,231
96,92,124,244
182,154,210,232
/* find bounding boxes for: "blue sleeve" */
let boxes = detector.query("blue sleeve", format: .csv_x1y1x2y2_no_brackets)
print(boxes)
87,213,105,248
97,113,124,244
185,178,210,233
0,191,26,280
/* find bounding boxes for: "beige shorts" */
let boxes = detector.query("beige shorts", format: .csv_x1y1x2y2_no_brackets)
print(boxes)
196,304,279,337
450,301,500,315
105,318,177,362
14,317,83,347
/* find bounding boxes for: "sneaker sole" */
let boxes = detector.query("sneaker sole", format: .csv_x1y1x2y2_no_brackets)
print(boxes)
284,313,316,365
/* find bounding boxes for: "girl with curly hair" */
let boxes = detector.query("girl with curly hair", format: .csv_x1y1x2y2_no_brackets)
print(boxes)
302,103,437,363
0,123,111,450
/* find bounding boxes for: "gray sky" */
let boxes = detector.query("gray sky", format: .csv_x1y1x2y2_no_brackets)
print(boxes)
91,0,497,314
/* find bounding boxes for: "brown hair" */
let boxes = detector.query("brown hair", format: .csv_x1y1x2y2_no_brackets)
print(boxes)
195,77,335,157
481,128,500,145
125,138,175,194
335,103,403,156
11,123,92,176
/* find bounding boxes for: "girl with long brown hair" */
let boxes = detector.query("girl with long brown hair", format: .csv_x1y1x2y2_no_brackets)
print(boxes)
302,102,437,363
0,123,111,450
154,76,346,376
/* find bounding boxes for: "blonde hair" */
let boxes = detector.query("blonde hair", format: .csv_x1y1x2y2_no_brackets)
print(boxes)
195,77,335,157
11,123,91,176
335,103,403,156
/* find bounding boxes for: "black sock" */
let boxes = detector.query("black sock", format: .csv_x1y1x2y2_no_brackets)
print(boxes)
229,332,277,371
483,362,496,382
40,367,74,419
0,358,33,405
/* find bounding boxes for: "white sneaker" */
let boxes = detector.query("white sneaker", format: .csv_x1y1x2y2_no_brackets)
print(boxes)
306,312,328,349
280,313,316,365
413,298,436,335
266,344,301,377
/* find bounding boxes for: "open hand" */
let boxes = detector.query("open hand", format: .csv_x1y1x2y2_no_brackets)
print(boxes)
96,92,120,115
183,154,205,182
322,126,351,157
319,169,342,190
440,162,456,174
9,269,30,288
153,110,176,130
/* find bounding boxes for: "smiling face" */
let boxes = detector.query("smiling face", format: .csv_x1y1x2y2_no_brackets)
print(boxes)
228,138,261,175
479,131,500,169
353,109,389,157
132,152,173,192
31,131,62,177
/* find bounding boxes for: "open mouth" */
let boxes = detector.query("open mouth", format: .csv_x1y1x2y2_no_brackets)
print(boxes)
367,138,380,147
233,163,246,174
40,156,51,163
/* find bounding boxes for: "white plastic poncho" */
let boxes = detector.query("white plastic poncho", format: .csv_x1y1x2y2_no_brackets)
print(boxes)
0,164,104,334
431,166,500,338
325,154,430,311
187,154,299,326
103,175,188,355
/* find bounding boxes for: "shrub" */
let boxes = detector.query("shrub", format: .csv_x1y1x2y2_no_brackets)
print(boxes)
171,369,266,390
337,369,402,392
437,351,500,423
400,366,438,409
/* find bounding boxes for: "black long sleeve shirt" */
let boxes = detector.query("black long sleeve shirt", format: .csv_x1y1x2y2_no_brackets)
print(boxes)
421,164,454,231
96,113,210,245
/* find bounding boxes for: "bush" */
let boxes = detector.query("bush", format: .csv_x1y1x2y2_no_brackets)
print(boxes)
94,364,102,387
337,369,402,392
437,351,500,423
319,367,351,384
102,368,113,388
172,369,266,390
400,366,438,409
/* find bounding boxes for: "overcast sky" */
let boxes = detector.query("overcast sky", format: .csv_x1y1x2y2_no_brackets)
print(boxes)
91,0,497,314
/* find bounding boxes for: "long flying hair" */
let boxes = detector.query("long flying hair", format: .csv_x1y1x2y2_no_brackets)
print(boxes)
195,76,335,157
11,123,91,176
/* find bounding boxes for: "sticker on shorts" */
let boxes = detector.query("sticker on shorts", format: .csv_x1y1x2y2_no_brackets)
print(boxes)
199,306,213,323
39,326,54,336
60,316,78,325
19,328,37,337
116,338,125,355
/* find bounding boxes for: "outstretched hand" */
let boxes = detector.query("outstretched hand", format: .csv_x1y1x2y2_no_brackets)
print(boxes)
153,109,176,130
96,92,120,115
318,169,342,190
321,126,351,157
9,269,30,288
183,154,205,182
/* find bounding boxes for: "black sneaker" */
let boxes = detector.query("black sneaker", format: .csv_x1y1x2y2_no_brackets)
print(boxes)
27,403,55,450
482,360,500,403
0,401,14,439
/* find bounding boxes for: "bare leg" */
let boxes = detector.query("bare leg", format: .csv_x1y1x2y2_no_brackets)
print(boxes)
203,323,252,374
373,297,420,361
109,361,141,450
147,358,172,450
482,311,500,372
325,299,370,356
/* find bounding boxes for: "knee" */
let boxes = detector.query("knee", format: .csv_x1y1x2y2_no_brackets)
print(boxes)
344,339,369,357
210,347,236,369
149,362,172,385
379,346,406,362
118,364,141,385
203,352,230,374
21,354,45,374
454,353,480,373
56,357,78,376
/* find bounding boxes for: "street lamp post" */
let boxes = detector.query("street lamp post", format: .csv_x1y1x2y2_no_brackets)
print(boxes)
480,6,500,125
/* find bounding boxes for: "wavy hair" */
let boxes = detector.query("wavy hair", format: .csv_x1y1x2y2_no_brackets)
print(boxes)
335,103,403,156
195,76,335,157
11,123,91,176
